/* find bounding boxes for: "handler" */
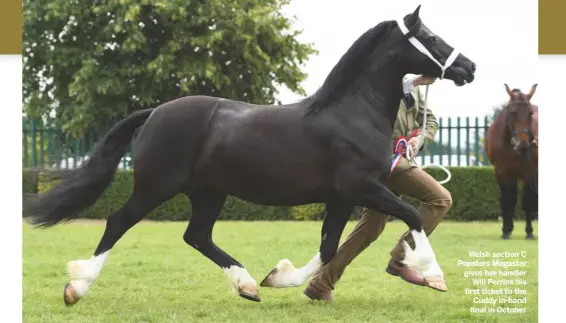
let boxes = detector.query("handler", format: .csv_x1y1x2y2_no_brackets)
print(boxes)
303,75,453,301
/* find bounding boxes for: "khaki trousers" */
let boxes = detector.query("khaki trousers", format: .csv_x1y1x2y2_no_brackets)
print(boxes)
309,165,453,292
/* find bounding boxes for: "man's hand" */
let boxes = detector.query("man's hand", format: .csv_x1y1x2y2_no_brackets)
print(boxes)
413,75,437,86
407,136,421,155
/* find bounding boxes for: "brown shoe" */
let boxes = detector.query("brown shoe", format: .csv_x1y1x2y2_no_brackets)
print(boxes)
303,281,334,301
385,258,427,286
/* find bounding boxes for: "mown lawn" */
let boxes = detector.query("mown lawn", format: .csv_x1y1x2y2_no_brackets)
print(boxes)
23,220,538,323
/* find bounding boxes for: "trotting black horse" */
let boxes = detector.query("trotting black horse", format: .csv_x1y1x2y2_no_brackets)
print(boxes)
24,5,475,306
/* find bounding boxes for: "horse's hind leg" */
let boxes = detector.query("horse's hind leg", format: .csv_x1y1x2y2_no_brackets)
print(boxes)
522,181,538,240
498,179,518,240
260,202,352,289
63,172,185,306
183,189,260,302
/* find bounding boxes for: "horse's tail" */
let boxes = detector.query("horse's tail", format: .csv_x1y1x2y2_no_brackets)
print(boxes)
24,108,154,228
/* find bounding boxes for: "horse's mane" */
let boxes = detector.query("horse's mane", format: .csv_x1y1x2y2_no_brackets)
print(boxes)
304,20,396,115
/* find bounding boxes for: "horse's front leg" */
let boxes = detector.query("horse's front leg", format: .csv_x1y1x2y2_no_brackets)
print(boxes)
354,180,446,291
260,202,352,288
522,181,538,240
498,179,518,240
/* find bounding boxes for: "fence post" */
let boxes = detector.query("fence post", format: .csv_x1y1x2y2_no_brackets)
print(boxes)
30,119,36,167
56,120,63,169
456,117,461,166
447,117,452,165
465,117,470,166
23,119,28,167
474,117,480,166
438,117,444,165
483,116,490,165
81,133,86,161
74,138,80,168
47,119,53,167
39,118,45,167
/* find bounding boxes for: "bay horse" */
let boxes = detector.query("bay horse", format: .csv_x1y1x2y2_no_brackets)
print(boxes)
24,5,475,306
486,84,538,240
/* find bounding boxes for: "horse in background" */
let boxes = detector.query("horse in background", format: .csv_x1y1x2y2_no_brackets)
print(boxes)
485,84,538,240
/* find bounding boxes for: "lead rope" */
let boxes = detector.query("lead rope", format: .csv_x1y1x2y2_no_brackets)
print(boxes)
406,85,452,185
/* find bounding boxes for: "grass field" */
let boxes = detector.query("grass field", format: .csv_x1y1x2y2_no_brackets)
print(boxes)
23,220,538,323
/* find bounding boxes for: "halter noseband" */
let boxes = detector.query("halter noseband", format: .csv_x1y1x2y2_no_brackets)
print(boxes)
395,19,460,79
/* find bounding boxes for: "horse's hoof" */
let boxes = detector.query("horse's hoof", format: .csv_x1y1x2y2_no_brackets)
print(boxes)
427,281,448,292
425,276,448,292
259,268,278,287
239,291,261,302
500,234,510,240
63,283,80,306
526,234,536,240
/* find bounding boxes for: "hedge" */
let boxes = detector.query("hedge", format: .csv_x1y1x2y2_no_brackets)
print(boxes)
22,169,38,195
23,167,531,222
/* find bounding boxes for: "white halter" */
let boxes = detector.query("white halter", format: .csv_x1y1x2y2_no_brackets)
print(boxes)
395,19,460,79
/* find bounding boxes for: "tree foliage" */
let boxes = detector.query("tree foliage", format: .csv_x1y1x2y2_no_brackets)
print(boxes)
23,0,317,136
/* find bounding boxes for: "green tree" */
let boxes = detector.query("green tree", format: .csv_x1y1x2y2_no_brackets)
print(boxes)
23,0,317,136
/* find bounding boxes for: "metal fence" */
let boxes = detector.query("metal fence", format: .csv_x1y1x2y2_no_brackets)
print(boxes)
22,116,492,169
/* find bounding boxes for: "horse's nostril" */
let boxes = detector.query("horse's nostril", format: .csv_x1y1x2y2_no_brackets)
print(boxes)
470,63,476,73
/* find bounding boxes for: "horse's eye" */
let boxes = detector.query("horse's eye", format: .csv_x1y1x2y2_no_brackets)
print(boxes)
427,36,437,44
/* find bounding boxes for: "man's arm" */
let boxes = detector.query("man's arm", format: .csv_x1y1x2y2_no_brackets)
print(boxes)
402,76,417,95
415,86,439,144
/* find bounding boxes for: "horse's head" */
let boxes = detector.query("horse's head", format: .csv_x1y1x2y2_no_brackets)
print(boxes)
504,83,537,153
305,5,476,115
395,5,476,87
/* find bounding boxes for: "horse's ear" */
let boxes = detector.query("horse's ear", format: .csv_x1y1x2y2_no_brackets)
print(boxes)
526,83,538,101
410,5,422,19
504,83,513,97
406,5,421,26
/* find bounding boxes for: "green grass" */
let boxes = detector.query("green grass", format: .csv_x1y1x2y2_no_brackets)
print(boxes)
23,220,538,323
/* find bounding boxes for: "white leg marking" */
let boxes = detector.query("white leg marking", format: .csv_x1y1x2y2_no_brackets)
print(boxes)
223,266,258,295
401,230,444,278
264,252,323,288
67,250,111,297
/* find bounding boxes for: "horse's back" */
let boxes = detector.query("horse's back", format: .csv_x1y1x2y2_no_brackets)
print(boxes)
132,95,222,174
189,99,336,204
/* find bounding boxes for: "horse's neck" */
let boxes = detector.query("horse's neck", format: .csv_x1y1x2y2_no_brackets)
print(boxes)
351,66,405,129
487,111,512,153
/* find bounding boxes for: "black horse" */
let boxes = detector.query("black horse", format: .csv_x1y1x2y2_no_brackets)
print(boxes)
24,5,475,306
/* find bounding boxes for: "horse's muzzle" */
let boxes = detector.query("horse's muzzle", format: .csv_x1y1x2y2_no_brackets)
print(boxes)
512,139,532,156
445,63,475,86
